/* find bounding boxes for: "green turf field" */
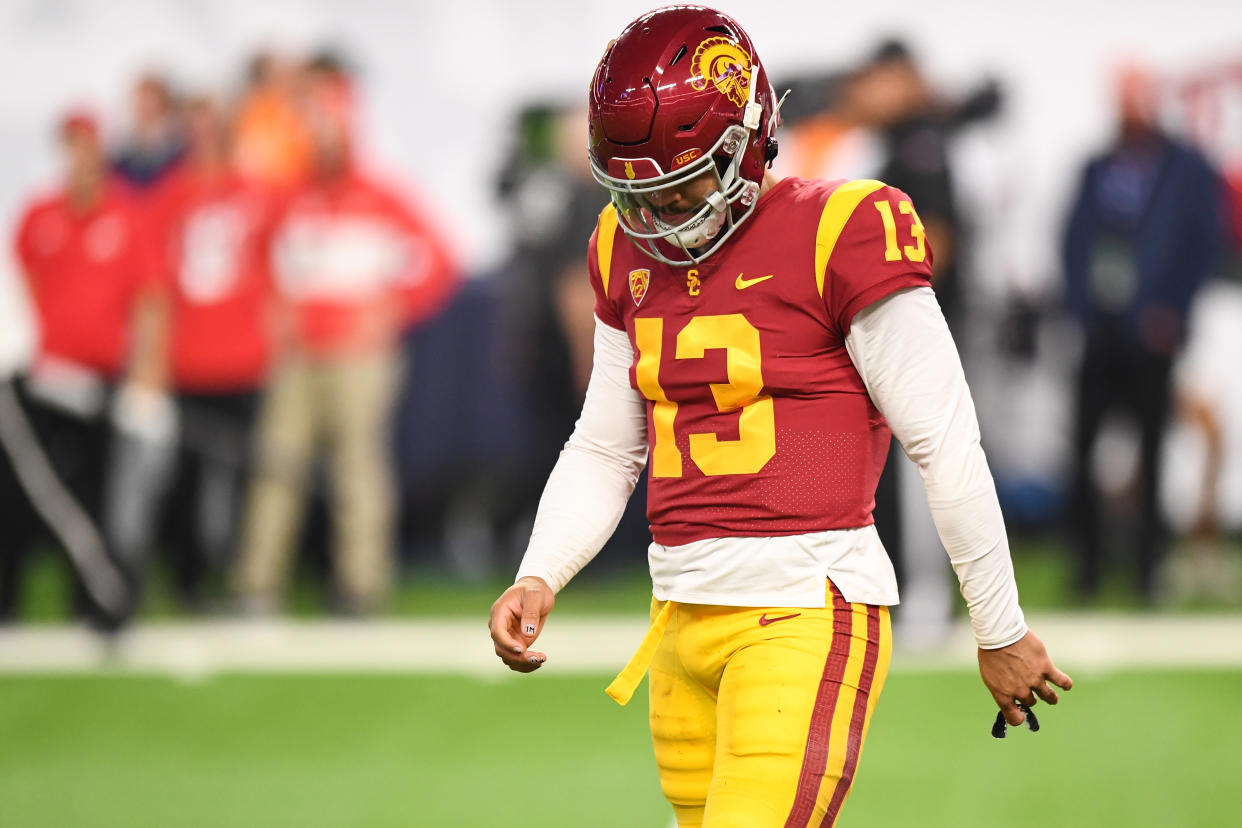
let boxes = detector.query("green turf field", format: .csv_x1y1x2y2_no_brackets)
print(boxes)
12,537,1241,623
1,668,1237,827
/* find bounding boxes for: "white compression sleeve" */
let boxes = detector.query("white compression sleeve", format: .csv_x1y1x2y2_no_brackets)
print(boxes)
846,286,1027,648
514,316,649,592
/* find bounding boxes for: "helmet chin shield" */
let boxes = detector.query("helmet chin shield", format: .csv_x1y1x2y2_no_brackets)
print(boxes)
652,186,729,250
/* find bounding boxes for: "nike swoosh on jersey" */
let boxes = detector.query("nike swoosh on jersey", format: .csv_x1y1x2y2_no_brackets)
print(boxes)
758,612,801,626
735,273,775,290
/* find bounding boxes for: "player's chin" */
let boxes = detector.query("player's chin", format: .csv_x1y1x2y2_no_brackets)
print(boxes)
655,210,695,226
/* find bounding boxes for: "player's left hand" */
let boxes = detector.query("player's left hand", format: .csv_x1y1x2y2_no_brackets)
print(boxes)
977,629,1073,727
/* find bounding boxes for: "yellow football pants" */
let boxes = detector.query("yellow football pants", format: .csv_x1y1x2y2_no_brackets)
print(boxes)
637,581,891,828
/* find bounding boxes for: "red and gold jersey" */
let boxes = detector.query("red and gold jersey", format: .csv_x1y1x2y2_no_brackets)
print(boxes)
588,177,933,547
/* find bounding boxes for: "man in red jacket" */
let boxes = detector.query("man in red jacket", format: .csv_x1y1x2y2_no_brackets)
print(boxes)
2,111,163,625
136,95,275,606
233,76,458,613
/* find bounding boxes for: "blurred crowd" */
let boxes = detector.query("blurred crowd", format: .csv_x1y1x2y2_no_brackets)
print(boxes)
2,48,459,627
773,44,1242,623
3,38,1242,630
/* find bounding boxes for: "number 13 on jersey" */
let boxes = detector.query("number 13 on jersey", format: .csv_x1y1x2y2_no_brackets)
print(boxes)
634,314,775,478
874,198,925,263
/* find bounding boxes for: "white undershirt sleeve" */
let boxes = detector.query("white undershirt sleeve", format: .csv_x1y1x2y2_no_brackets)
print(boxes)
514,316,649,592
845,286,1028,648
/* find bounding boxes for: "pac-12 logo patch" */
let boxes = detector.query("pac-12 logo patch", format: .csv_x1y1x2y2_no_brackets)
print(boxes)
629,268,650,306
690,37,752,106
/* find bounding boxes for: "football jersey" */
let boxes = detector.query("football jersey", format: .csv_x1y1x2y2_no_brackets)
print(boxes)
14,181,157,377
147,167,272,391
589,177,933,547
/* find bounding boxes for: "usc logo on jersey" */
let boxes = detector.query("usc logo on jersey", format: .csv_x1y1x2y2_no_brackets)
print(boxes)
629,268,650,306
690,37,752,106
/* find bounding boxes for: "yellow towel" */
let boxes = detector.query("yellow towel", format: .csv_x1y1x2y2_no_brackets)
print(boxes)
605,599,676,706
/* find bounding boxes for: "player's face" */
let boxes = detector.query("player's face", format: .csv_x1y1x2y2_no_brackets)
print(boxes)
644,170,720,225
604,154,734,259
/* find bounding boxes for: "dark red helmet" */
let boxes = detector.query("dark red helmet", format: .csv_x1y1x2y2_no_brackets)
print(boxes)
588,5,781,265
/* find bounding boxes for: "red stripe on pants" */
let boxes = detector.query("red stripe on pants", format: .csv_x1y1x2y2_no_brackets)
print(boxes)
820,605,882,826
784,583,853,828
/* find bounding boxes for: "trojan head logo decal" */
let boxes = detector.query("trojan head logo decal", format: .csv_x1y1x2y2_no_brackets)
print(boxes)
690,37,752,107
624,161,636,180
629,268,650,306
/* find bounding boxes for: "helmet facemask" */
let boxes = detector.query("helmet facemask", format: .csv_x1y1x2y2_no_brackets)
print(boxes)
591,73,768,267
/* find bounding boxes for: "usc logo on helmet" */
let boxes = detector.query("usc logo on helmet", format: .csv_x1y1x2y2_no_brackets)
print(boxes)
624,161,636,180
672,149,702,169
690,37,752,107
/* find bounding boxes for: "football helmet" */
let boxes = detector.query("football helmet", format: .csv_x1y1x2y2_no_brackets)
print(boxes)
588,6,781,266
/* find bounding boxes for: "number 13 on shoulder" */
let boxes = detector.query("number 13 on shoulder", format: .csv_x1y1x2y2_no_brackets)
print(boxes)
874,199,926,263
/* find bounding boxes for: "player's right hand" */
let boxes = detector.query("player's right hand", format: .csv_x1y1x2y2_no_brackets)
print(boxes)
489,576,555,673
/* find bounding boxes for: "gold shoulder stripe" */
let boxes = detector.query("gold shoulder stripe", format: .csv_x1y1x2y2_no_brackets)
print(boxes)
814,179,886,299
596,203,620,296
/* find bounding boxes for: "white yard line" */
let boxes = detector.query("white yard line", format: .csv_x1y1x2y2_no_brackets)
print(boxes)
1,613,1240,679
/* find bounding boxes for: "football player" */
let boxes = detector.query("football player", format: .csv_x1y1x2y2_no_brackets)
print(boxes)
489,7,1072,826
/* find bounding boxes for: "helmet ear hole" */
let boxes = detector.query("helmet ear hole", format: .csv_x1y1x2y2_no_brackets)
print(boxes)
765,137,779,163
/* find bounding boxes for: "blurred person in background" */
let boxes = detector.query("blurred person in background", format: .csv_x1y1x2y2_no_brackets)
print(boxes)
231,50,314,193
1159,164,1242,602
232,68,458,614
1063,65,1223,602
853,39,1002,332
130,95,274,610
494,105,605,507
1,111,166,627
776,70,883,184
496,103,601,424
484,102,646,576
111,71,187,191
847,39,1002,643
1167,375,1233,601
